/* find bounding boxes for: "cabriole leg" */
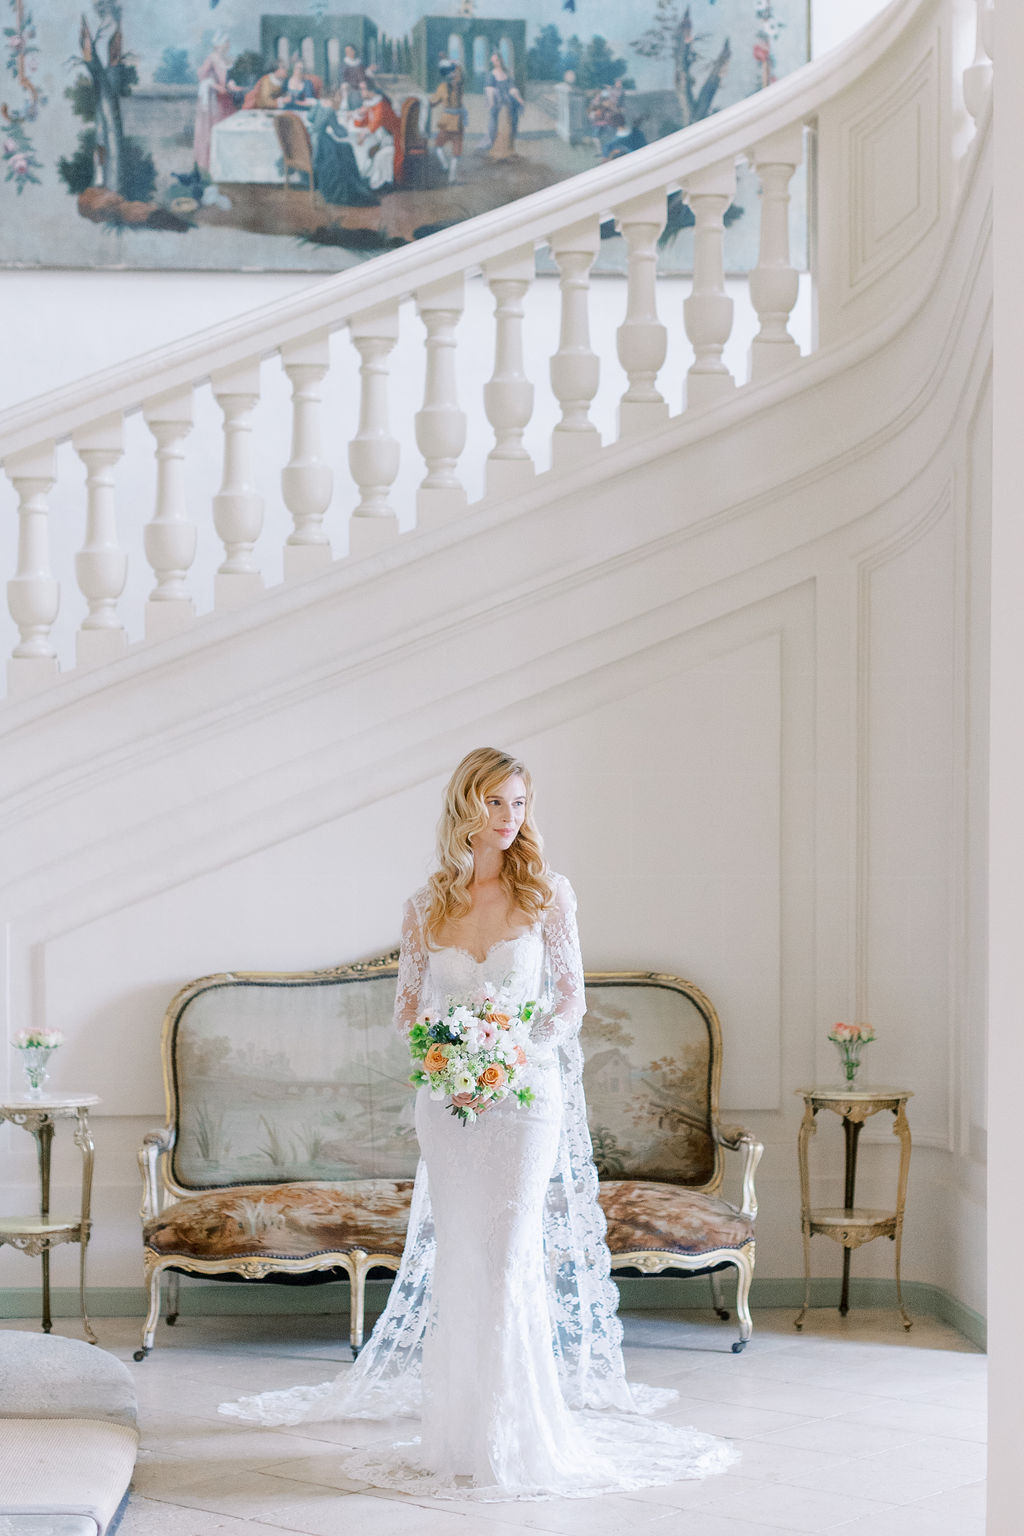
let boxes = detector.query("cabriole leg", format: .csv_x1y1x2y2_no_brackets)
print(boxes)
166,1269,180,1326
731,1247,754,1352
134,1259,163,1360
348,1251,367,1357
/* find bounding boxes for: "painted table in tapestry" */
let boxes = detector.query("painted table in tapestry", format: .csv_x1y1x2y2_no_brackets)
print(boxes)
794,1085,913,1332
210,111,289,185
0,1095,100,1342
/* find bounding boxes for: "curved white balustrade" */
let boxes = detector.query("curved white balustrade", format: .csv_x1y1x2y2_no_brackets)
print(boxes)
0,0,989,700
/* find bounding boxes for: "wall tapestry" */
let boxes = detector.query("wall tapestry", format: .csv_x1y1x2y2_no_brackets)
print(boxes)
0,1,809,273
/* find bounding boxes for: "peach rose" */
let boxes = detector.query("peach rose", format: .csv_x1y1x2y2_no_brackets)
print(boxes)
424,1043,449,1073
478,1062,507,1090
489,1013,511,1029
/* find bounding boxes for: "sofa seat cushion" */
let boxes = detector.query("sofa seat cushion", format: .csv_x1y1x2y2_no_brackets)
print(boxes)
0,1418,138,1534
598,1179,754,1258
144,1178,414,1262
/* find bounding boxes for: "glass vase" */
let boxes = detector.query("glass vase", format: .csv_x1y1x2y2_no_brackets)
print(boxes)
833,1037,868,1083
16,1044,57,1100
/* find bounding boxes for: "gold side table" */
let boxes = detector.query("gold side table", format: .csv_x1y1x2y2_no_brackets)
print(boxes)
794,1085,912,1333
0,1094,100,1342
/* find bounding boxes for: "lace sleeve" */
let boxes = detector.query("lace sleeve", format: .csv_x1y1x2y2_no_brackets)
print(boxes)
540,874,586,1045
394,894,428,1035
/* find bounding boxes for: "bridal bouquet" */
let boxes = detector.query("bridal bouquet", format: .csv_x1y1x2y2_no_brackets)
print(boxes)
408,997,538,1124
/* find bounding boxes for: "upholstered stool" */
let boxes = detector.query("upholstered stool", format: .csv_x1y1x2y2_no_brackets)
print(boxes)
0,1333,139,1536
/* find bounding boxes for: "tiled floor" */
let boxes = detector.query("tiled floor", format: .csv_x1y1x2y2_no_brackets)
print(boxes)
5,1307,986,1535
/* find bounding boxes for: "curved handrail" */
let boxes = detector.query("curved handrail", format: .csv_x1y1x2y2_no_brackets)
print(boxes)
0,0,933,460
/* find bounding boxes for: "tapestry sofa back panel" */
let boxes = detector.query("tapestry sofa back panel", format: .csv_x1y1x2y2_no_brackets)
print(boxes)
168,971,716,1191
582,980,715,1187
170,974,418,1189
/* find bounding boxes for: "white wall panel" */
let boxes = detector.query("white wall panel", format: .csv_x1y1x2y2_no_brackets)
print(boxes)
521,627,785,1110
859,493,956,1148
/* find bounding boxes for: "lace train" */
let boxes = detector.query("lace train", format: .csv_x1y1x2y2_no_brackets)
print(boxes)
331,1411,737,1502
220,1375,737,1502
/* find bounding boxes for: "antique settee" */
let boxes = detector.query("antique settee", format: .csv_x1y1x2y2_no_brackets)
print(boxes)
135,954,762,1360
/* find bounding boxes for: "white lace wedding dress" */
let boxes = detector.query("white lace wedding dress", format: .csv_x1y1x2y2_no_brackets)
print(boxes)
220,875,737,1500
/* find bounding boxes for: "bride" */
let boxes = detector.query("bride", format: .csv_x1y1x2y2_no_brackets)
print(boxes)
221,747,737,1499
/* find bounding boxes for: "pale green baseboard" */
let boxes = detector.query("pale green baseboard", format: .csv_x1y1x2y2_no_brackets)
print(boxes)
0,1275,986,1350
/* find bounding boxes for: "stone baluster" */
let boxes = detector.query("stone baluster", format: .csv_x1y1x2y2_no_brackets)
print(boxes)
549,217,601,468
748,126,804,382
4,441,59,697
281,333,333,582
963,0,993,126
143,388,197,642
71,413,127,668
615,191,669,438
415,275,467,529
348,304,400,557
212,361,264,609
483,246,535,498
683,160,738,410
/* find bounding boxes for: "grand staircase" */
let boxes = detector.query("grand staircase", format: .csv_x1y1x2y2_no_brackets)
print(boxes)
0,2,993,1312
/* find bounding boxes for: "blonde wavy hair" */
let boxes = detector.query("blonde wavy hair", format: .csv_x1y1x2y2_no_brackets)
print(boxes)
424,747,554,944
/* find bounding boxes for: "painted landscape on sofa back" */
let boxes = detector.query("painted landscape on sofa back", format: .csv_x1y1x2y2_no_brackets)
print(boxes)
164,966,721,1193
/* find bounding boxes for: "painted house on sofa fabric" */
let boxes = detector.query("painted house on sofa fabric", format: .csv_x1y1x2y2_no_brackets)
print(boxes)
1,0,1020,1522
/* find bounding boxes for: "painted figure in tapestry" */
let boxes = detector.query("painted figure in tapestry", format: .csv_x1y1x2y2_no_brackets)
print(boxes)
340,43,375,109
193,32,238,171
308,90,379,208
282,56,319,107
351,80,402,190
485,51,526,158
429,57,465,184
242,59,289,111
1,1,808,273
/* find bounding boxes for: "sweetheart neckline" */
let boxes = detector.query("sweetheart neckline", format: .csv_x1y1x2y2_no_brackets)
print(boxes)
434,928,542,968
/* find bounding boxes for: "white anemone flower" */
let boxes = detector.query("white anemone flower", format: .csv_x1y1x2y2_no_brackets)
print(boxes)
452,1069,476,1094
477,1019,499,1049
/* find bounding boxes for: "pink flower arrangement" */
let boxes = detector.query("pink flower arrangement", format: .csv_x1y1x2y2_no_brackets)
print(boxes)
12,1027,64,1049
827,1022,876,1044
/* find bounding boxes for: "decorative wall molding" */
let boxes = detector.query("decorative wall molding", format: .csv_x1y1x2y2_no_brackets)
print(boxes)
855,483,956,1152
845,46,941,295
